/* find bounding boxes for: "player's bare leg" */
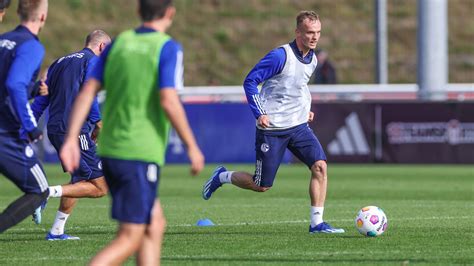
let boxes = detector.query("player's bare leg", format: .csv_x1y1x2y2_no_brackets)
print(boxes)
309,160,327,207
61,177,108,198
203,167,269,200
89,223,146,266
58,196,77,214
308,160,344,233
136,200,166,266
50,177,108,198
231,172,269,192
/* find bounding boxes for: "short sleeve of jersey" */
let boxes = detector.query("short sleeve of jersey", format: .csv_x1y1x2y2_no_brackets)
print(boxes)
89,43,112,83
158,40,183,90
85,56,99,82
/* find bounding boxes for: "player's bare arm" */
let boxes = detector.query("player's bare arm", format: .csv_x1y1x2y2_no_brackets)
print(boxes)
38,69,48,96
308,111,314,122
160,88,204,176
61,78,101,173
91,120,102,143
37,80,48,96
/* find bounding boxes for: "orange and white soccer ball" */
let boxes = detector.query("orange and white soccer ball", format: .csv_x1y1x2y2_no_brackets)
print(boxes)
355,206,388,237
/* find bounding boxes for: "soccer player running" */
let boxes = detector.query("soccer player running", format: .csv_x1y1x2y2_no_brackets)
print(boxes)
60,0,204,264
0,0,10,22
0,0,49,233
30,30,111,240
202,11,345,234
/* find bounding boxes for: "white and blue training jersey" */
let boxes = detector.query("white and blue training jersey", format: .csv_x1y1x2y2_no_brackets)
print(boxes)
243,40,317,130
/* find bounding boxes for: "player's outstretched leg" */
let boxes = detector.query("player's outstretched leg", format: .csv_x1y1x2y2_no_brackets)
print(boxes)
202,166,227,200
48,177,108,199
0,191,48,233
202,166,271,196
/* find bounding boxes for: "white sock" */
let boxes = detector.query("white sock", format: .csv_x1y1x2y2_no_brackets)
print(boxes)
310,206,324,227
48,186,63,198
219,171,234,184
50,211,69,235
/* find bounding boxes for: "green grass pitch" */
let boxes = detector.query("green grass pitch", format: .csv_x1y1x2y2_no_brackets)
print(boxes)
0,164,472,265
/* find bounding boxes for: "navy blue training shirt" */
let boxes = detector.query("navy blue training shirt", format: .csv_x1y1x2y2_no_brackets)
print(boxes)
0,25,44,134
31,48,102,135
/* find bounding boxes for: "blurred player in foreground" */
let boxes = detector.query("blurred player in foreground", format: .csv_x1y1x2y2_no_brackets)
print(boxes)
30,30,111,240
60,0,204,264
0,0,49,233
0,0,10,22
202,11,345,234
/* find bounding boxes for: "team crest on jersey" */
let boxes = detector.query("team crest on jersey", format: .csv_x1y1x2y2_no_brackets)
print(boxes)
261,143,270,153
25,146,34,158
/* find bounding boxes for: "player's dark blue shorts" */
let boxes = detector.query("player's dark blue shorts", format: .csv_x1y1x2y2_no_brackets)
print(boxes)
48,133,103,183
101,157,160,224
0,133,49,194
254,123,326,187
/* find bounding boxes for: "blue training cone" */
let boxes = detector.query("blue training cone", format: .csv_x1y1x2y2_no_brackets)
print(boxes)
196,218,215,227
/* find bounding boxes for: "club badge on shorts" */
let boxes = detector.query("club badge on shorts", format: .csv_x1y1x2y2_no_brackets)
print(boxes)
261,143,270,153
25,145,34,158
